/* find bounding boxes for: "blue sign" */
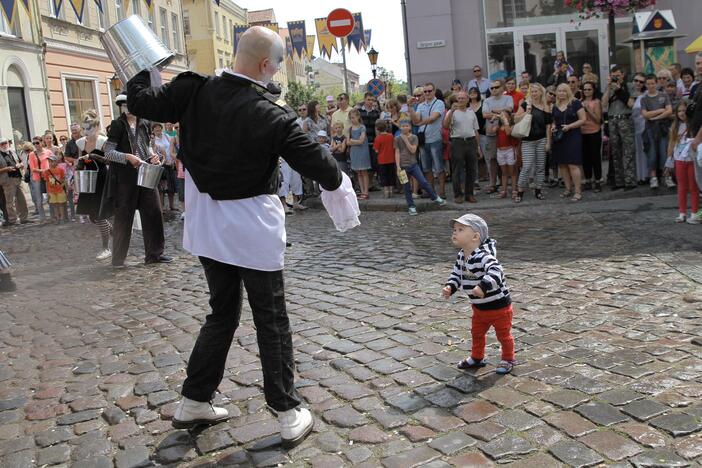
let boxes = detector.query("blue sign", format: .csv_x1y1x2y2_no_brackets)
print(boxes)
367,79,385,97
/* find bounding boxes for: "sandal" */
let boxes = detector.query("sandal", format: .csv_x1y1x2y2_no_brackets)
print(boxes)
559,190,573,198
495,360,515,375
457,357,487,370
571,193,582,202
513,191,523,203
484,186,497,194
498,191,507,199
534,189,545,200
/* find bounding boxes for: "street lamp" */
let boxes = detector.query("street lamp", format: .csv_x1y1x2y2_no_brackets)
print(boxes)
367,47,379,79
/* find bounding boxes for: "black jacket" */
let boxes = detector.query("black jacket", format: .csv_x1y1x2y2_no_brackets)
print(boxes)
127,70,342,200
106,114,152,181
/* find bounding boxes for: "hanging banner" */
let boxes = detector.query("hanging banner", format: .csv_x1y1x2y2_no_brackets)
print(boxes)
285,35,293,58
315,17,337,59
346,12,365,53
93,0,102,13
260,22,279,34
287,20,307,59
1,0,16,24
67,0,85,22
364,29,372,51
306,35,315,60
51,0,62,17
233,24,248,55
143,0,153,11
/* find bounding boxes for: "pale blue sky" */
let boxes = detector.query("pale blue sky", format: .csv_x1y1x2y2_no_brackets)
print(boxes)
235,0,407,83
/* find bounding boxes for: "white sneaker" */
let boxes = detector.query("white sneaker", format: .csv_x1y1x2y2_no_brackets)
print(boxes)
687,211,702,224
96,249,112,261
434,196,447,206
180,212,185,221
665,176,676,188
278,406,314,448
650,177,659,189
408,206,418,216
675,213,686,223
411,192,420,199
172,397,229,429
293,202,307,210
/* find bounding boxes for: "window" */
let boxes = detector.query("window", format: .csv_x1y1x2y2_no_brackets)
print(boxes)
49,0,67,19
223,16,229,42
487,32,515,80
171,13,180,52
65,79,97,126
229,19,232,43
0,11,21,36
131,0,140,15
148,9,154,29
214,11,220,37
159,8,170,48
484,0,577,28
98,4,107,29
115,0,124,21
183,10,190,36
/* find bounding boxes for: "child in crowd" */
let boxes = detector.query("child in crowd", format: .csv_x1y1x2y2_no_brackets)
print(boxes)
397,94,408,114
442,214,515,374
317,130,332,156
330,122,348,175
44,154,67,223
394,119,446,215
347,109,371,199
58,153,75,221
667,101,700,224
495,110,518,200
372,120,396,198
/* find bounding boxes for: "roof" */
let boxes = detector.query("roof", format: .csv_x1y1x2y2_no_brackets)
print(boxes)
247,9,276,25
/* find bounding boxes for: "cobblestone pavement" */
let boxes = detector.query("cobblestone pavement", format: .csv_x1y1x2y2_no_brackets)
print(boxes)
1,193,701,467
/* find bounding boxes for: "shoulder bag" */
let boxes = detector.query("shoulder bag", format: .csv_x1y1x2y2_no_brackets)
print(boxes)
416,100,437,146
511,108,532,139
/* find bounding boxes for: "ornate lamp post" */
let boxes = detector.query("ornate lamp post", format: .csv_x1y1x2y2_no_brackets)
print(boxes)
367,47,379,79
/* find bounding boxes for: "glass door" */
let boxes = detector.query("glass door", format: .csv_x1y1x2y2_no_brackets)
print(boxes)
565,28,607,85
515,29,561,86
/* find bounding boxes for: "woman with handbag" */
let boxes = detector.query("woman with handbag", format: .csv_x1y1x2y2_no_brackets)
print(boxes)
514,83,552,202
552,83,587,201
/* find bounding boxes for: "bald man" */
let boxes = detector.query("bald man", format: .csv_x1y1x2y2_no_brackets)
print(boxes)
126,26,342,447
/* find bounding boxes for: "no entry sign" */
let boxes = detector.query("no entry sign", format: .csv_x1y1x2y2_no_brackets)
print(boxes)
327,8,355,38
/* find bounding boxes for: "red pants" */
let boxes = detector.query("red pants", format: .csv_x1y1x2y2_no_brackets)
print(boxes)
676,160,699,214
471,304,515,361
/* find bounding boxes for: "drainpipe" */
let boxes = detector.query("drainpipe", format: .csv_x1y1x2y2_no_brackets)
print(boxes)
401,0,412,91
32,0,54,135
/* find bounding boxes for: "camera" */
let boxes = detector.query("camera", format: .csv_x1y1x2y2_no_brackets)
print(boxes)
611,76,619,83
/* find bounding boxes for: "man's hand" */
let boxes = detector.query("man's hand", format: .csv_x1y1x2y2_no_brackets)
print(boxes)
442,286,453,299
472,285,485,298
126,154,141,168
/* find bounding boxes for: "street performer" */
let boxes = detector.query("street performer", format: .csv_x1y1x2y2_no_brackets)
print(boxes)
125,26,354,448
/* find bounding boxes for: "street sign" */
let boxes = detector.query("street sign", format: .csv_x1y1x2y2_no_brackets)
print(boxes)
327,9,355,38
367,78,385,97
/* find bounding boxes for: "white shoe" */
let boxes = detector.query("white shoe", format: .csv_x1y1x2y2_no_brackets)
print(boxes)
96,249,112,261
172,397,229,429
180,212,185,221
284,206,293,215
687,211,702,224
293,202,307,210
650,177,659,189
278,406,314,448
675,213,686,223
665,176,676,188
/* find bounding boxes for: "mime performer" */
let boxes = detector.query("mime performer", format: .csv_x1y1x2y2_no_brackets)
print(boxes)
126,26,355,448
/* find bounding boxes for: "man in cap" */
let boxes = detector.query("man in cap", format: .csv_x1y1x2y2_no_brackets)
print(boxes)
0,137,28,226
125,25,348,447
102,93,170,267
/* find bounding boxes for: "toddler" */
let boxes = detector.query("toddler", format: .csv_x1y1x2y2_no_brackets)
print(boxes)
44,154,67,223
442,214,515,374
372,120,396,198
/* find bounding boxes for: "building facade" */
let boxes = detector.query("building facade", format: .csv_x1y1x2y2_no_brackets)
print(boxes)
182,0,247,74
279,27,308,85
247,8,289,96
310,58,361,96
404,0,702,91
39,0,189,136
0,2,50,144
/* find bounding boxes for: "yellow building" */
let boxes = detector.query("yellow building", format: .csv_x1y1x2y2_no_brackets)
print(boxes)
37,0,189,135
246,8,288,96
0,1,51,143
182,0,247,74
279,27,308,86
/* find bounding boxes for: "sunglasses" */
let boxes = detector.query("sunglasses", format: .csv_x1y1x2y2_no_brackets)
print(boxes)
423,89,434,93
298,108,307,111
548,92,556,96
33,142,41,145
633,79,645,83
490,86,501,90
473,69,481,73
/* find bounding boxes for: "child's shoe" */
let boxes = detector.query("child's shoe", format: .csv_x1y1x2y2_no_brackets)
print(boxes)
434,196,447,206
675,213,686,223
649,177,659,189
687,211,701,224
665,176,676,188
495,360,516,374
96,249,112,261
408,206,418,216
457,357,487,369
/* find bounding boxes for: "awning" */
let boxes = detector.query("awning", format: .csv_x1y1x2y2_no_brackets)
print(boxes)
685,34,702,53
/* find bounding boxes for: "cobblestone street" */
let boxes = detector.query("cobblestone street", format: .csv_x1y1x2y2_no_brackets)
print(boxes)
1,192,701,467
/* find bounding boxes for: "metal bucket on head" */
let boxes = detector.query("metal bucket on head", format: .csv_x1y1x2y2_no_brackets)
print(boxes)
75,159,99,194
100,15,175,85
137,162,164,189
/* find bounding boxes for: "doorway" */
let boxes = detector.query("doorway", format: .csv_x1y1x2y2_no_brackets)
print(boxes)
8,87,30,144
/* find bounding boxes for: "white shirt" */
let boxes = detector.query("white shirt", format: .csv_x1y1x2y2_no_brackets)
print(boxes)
449,108,479,138
183,171,286,271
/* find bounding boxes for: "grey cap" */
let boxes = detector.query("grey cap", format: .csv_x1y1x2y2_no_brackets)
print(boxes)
317,130,328,138
450,214,488,242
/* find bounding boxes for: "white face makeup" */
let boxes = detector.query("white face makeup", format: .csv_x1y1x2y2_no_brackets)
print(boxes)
82,123,98,137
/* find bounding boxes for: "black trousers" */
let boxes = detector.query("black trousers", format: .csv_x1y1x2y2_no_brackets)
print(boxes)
111,178,165,266
181,257,301,412
582,132,603,181
450,137,478,197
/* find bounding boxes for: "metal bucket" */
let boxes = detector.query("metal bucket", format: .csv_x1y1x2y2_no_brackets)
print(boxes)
75,170,99,194
137,162,164,189
100,15,175,85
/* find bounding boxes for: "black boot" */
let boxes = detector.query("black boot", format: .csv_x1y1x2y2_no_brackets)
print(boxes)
534,188,544,200
0,273,16,292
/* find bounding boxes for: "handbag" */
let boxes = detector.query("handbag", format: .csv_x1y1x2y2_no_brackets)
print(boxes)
511,113,532,139
416,99,437,145
552,103,570,143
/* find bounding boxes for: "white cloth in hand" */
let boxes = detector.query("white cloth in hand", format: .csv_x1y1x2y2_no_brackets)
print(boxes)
149,67,163,87
321,172,361,232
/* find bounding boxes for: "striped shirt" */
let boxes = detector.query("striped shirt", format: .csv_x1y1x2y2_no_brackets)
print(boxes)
104,122,151,165
446,239,511,310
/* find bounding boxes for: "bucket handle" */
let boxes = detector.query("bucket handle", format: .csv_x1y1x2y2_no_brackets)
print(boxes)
78,158,99,171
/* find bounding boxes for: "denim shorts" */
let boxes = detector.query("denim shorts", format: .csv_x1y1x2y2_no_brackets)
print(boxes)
419,140,444,175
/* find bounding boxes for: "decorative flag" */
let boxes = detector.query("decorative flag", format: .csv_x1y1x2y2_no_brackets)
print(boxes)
287,20,307,59
143,0,153,11
346,12,365,53
315,17,337,59
260,22,279,34
364,29,372,51
1,0,16,24
306,35,315,60
285,36,293,58
93,0,102,12
233,24,248,54
51,0,62,17
67,0,85,22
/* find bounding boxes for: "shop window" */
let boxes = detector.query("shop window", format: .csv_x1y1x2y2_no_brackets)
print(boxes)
484,0,578,28
65,78,97,126
487,32,515,80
